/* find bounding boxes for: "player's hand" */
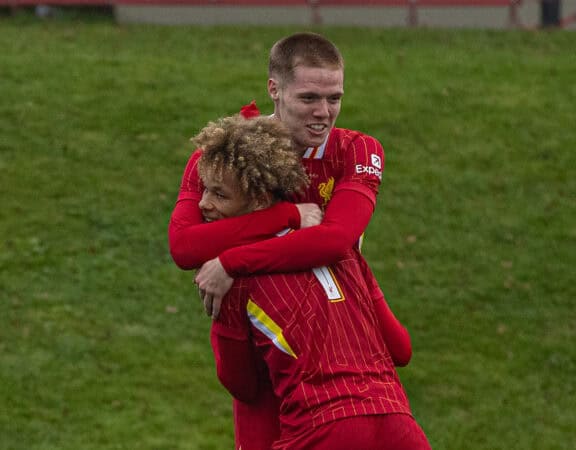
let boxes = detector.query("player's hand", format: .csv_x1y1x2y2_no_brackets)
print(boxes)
195,257,234,319
296,203,323,228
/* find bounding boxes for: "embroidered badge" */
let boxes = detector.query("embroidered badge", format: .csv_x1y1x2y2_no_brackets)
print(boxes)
318,176,335,207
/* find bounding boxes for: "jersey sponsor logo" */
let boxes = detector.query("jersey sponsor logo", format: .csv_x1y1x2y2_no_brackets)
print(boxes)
355,153,383,178
355,164,382,179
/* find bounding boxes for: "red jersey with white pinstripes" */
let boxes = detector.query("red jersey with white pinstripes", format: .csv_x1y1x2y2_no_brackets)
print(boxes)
294,127,383,209
169,125,385,274
217,126,385,276
213,253,412,445
294,127,385,298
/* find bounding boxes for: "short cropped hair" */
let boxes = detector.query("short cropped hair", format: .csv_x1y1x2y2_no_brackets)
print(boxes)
194,115,309,202
268,32,344,85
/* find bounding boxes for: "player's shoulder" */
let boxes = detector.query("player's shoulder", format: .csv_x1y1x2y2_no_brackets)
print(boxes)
331,127,383,150
180,148,205,189
182,148,204,171
190,147,204,162
328,128,384,166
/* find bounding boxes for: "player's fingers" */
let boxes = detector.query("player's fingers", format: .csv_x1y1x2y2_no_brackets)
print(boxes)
203,293,213,317
211,295,223,320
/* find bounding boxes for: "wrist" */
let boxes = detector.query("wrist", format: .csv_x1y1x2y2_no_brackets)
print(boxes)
286,202,301,230
218,253,235,277
273,201,300,230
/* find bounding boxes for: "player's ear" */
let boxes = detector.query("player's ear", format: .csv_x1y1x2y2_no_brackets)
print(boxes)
268,78,280,101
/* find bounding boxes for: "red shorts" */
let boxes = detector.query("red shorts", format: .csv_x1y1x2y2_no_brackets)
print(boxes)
273,413,431,450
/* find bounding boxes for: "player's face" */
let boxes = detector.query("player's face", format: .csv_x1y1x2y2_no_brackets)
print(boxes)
199,169,256,222
269,65,344,154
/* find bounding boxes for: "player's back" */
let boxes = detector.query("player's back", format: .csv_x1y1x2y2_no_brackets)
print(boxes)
245,251,411,439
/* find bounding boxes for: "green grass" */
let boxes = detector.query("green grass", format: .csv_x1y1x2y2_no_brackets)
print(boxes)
1,14,575,450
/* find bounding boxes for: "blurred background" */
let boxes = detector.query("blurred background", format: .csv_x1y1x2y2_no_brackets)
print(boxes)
1,2,574,450
2,0,575,29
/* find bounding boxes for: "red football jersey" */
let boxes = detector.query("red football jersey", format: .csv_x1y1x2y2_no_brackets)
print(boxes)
217,127,384,275
169,150,303,270
295,127,383,207
212,252,412,447
169,126,384,275
169,113,406,450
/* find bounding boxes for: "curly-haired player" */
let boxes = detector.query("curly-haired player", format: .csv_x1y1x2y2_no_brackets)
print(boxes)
191,114,431,450
194,114,309,213
170,32,428,449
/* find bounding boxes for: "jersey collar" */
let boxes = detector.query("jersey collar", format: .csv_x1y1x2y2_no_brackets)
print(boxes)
302,136,329,160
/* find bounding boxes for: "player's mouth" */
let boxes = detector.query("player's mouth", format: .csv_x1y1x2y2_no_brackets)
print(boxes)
307,124,328,135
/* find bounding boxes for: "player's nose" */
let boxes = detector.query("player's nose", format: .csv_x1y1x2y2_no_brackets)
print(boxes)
313,99,330,118
198,194,212,210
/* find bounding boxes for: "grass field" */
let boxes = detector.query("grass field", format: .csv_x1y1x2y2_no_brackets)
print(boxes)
1,12,575,450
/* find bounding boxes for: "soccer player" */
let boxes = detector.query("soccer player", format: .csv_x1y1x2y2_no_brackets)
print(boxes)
170,32,396,325
193,113,431,450
168,32,415,447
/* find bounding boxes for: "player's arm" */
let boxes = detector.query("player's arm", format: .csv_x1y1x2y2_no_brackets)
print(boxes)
215,133,384,275
373,295,412,366
219,187,375,275
168,151,304,270
196,134,384,316
196,188,373,318
170,199,302,270
209,279,261,402
355,254,412,366
210,328,260,403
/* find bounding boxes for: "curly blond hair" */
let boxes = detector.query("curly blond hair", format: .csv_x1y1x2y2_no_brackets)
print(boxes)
194,114,308,202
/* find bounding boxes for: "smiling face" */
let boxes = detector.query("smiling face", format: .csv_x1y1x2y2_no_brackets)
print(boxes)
269,65,344,154
198,169,260,222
